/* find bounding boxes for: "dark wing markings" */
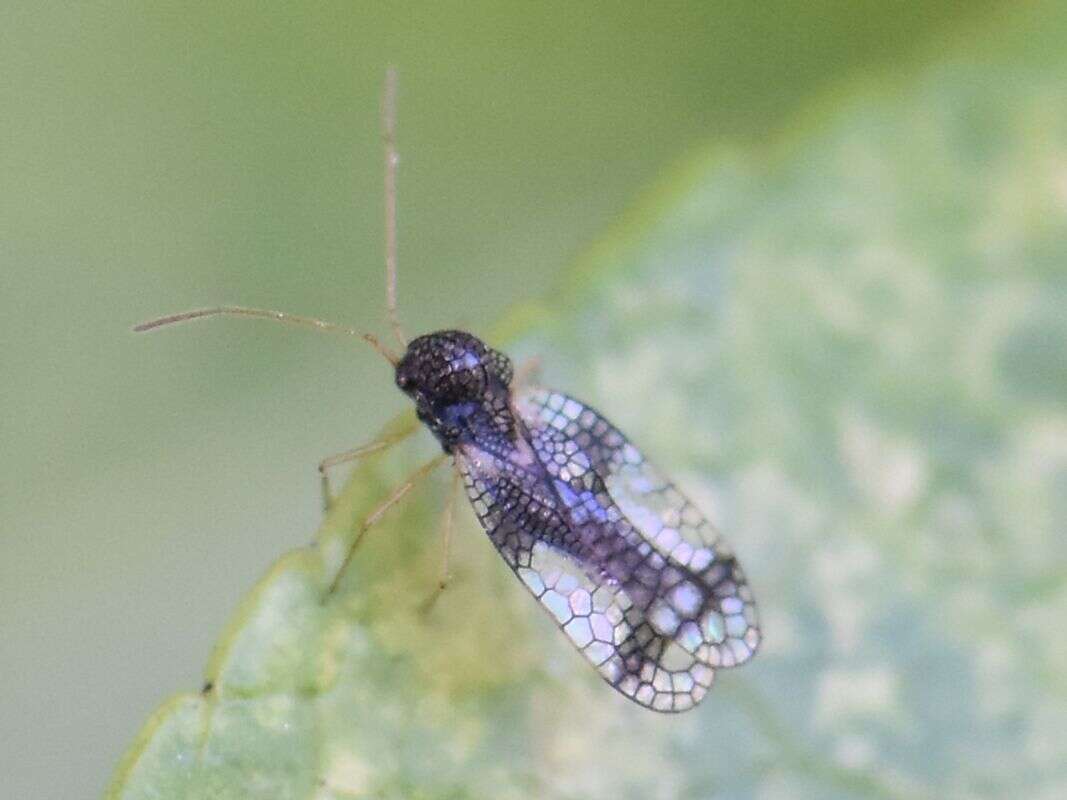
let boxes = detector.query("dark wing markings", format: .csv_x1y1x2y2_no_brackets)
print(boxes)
452,387,759,712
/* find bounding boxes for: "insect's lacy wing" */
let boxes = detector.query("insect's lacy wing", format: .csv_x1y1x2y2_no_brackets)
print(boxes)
515,388,761,672
455,446,715,712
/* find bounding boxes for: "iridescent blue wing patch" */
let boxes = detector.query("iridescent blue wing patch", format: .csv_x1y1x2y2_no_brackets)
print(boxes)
519,388,761,667
454,387,759,712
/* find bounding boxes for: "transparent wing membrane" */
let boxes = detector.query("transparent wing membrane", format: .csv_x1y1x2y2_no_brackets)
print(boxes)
455,387,759,712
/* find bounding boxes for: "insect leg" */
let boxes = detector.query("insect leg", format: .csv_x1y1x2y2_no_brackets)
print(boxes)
418,467,461,613
325,453,448,597
318,423,417,511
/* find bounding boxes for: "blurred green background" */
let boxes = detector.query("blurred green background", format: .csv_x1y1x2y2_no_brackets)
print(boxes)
5,2,1066,798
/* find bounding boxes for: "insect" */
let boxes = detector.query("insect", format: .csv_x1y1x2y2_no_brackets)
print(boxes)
135,70,760,712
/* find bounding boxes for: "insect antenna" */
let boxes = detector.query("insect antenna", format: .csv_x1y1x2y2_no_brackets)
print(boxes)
381,66,406,349
132,306,399,365
133,69,409,367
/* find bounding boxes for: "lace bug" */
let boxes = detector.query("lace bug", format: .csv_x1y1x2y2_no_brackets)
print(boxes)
135,70,760,712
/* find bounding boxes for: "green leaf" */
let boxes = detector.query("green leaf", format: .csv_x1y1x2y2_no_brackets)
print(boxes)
109,9,1067,798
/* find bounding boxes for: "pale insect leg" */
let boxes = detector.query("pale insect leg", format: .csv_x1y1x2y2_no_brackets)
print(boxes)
418,467,462,613
318,423,418,511
325,453,448,597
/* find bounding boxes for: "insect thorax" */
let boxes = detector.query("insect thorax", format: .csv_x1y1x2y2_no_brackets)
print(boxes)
394,330,517,453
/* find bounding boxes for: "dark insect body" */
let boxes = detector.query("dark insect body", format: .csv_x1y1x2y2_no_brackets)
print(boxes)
136,70,759,713
395,330,760,711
